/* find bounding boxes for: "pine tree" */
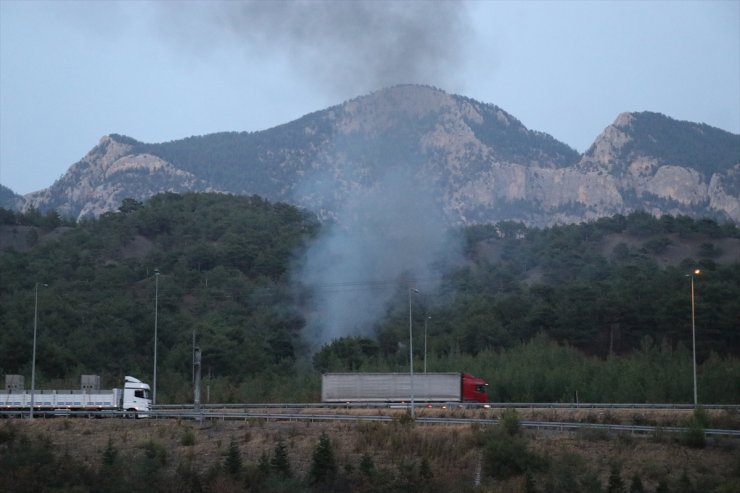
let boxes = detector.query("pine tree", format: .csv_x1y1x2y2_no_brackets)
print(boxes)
655,479,670,493
677,470,694,493
223,436,242,476
102,436,118,466
629,473,645,493
359,453,376,478
524,470,538,493
309,432,337,485
257,451,271,477
419,457,433,482
607,464,626,493
271,438,291,478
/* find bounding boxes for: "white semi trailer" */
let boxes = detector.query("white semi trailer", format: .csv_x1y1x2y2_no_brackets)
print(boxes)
321,372,489,403
1,375,151,414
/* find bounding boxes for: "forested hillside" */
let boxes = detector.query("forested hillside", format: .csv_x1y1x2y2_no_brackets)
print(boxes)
1,194,737,403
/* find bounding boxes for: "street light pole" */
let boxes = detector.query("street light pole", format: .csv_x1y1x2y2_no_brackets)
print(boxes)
153,269,160,406
30,282,46,420
409,287,419,419
689,269,700,407
424,316,431,374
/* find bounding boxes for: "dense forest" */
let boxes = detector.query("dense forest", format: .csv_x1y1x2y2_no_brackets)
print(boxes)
616,111,740,178
1,193,738,403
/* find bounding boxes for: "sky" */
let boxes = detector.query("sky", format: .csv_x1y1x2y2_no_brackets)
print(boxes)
1,0,738,196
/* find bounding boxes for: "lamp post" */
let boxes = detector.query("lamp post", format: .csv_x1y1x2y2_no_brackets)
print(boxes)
30,282,47,420
409,287,419,418
688,269,700,407
424,316,431,373
153,269,160,406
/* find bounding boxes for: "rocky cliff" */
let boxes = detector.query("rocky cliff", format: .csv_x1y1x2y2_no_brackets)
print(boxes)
15,85,740,225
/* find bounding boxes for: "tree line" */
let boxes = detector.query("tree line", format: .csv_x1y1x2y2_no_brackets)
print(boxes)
0,194,737,403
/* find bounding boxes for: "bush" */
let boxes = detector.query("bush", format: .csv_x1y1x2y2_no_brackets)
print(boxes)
181,429,196,447
359,453,376,479
682,422,706,449
501,408,521,436
480,427,544,479
629,473,645,493
682,413,707,449
691,407,710,428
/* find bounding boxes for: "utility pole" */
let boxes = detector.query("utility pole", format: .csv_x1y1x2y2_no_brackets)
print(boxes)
409,287,419,419
193,346,202,414
153,269,159,406
30,282,46,419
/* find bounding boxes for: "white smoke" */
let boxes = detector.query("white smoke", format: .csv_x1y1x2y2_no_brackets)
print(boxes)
154,0,473,349
294,167,463,350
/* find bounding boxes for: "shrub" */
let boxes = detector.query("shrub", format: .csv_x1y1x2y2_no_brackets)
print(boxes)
682,419,706,449
181,428,196,447
691,407,710,428
501,408,521,436
359,453,376,478
138,439,167,467
480,427,544,480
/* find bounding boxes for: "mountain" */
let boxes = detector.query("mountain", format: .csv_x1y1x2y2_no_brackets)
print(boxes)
0,184,22,209
15,85,740,225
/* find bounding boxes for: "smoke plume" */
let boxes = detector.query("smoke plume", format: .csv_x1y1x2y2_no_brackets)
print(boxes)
159,1,473,349
295,167,463,350
160,0,470,98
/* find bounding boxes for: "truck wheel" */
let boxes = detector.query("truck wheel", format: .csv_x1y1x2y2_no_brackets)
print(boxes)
126,409,138,419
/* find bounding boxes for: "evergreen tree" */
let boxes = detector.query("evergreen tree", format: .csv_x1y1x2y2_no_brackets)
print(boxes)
677,470,694,493
223,436,242,476
102,436,118,466
607,464,625,493
257,451,271,477
629,473,645,493
309,432,337,485
271,438,291,478
655,479,670,493
419,457,433,482
524,470,538,493
359,453,376,479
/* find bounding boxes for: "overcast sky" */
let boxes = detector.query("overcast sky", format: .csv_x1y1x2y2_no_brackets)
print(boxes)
1,0,738,195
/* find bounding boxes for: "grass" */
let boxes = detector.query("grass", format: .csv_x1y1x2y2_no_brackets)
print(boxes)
2,415,738,492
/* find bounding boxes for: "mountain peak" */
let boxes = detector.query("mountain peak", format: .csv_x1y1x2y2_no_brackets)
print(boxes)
583,111,739,176
12,87,739,225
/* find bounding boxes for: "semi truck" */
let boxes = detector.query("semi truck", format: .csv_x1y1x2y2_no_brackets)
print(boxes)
321,372,489,403
1,375,152,415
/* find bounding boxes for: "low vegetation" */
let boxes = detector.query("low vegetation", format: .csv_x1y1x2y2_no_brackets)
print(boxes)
1,413,738,493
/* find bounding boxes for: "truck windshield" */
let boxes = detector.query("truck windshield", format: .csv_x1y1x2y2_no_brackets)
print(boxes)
134,390,150,399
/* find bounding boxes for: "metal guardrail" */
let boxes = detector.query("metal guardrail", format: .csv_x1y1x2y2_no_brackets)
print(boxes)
153,402,740,411
2,409,738,437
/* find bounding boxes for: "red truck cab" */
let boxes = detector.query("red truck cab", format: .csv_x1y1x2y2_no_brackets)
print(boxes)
461,373,489,403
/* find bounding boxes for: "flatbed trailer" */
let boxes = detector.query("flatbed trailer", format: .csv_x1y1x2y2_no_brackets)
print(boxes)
1,375,151,413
